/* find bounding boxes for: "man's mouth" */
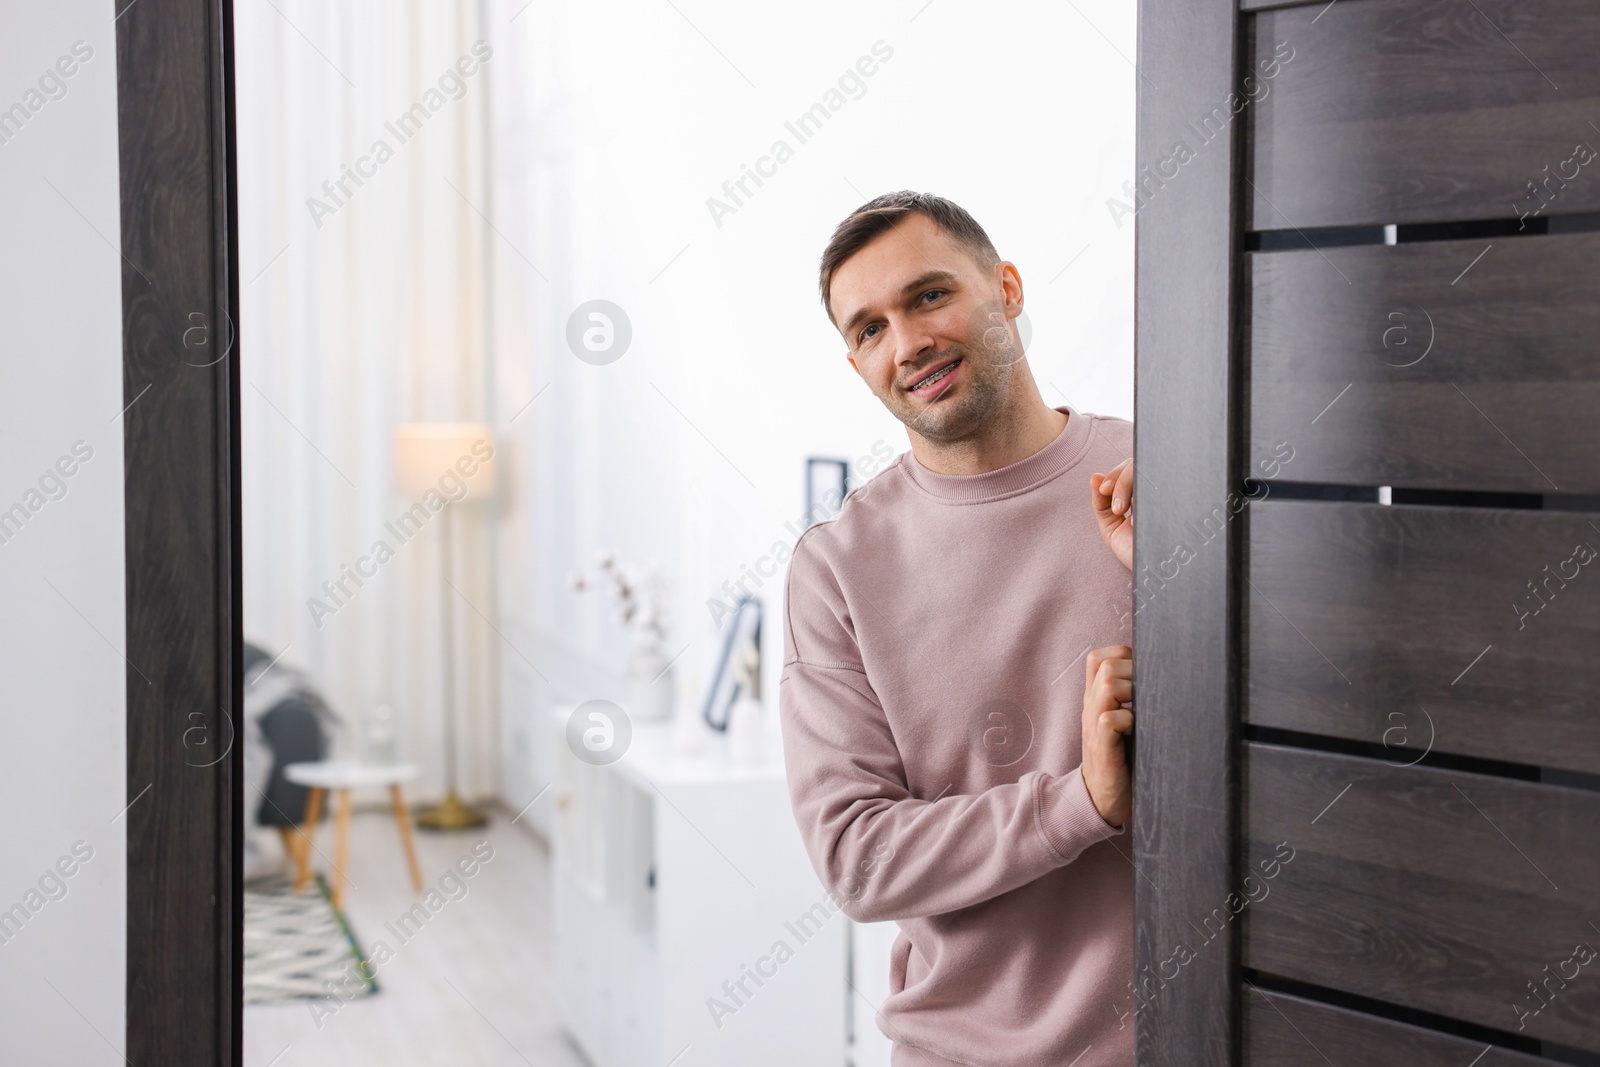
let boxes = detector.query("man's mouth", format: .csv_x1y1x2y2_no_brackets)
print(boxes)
907,358,961,397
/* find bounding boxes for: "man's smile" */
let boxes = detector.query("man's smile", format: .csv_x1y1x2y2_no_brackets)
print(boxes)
906,357,962,399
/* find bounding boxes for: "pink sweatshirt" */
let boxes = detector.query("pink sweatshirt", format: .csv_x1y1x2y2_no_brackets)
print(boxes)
778,405,1136,1067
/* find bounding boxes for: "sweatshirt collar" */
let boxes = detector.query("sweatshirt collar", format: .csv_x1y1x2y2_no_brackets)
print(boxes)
900,405,1095,504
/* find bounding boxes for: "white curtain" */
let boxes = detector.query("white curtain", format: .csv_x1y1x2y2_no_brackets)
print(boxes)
236,0,500,804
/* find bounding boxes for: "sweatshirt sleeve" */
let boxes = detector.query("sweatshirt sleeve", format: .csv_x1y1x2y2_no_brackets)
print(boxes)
776,529,1125,923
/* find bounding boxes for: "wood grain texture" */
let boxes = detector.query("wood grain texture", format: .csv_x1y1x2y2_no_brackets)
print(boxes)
1248,233,1600,493
1239,0,1347,9
118,0,241,1062
1238,0,1317,10
1245,499,1600,773
1243,743,1600,1051
1134,0,1242,1062
1243,987,1546,1066
1249,0,1600,228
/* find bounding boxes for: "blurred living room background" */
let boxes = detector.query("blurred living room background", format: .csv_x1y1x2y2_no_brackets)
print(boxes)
231,0,1135,1063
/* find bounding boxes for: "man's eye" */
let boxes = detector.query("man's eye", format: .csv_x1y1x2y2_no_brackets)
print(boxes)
858,324,880,343
921,289,946,304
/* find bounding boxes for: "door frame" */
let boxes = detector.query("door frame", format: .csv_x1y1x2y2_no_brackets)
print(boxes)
114,0,1249,1061
1131,0,1244,1063
118,0,243,1061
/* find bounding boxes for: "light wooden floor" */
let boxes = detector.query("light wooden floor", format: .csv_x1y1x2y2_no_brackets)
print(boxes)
244,804,589,1067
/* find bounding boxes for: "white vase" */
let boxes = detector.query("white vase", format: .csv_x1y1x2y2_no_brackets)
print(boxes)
626,648,675,722
726,697,765,765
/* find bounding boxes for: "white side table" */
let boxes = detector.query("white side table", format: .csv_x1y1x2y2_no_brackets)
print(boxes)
283,760,424,908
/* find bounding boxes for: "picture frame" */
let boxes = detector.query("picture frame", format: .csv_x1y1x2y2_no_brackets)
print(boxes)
701,595,762,732
805,456,851,527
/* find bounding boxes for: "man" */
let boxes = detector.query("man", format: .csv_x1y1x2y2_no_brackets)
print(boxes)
778,190,1136,1067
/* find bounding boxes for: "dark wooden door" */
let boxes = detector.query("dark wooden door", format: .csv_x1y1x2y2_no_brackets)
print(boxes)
1135,1,1600,1063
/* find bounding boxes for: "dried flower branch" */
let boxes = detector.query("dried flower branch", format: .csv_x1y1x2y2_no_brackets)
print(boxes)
569,548,669,648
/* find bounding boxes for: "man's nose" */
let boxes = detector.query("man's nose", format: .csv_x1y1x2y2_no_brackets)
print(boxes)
891,319,936,373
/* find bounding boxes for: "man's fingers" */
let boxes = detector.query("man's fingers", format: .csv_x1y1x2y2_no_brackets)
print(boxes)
1099,458,1130,486
1087,678,1132,710
1111,462,1134,516
1084,648,1108,683
1090,473,1113,518
1093,659,1133,695
1095,658,1133,682
1097,708,1135,736
1084,645,1132,688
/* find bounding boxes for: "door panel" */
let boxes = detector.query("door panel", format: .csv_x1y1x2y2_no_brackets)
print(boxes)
1248,0,1600,228
1243,743,1600,1052
1245,499,1600,772
1248,234,1600,493
1244,988,1547,1066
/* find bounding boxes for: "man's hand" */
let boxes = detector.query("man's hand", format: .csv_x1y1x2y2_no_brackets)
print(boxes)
1081,645,1134,829
1090,458,1134,571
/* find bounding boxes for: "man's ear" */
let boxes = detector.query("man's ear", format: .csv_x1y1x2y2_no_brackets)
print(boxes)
846,351,860,378
999,261,1024,317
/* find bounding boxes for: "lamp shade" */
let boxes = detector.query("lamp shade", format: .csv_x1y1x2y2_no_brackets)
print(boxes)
392,422,497,500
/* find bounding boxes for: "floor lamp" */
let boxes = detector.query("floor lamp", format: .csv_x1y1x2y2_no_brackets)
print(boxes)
393,422,497,830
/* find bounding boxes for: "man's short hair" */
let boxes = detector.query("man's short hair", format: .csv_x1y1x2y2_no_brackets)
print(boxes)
818,190,1001,329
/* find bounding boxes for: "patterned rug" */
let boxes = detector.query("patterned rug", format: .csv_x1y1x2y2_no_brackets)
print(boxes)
243,873,378,1003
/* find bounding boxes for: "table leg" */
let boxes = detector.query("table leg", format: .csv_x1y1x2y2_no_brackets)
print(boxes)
277,827,299,878
332,787,351,909
390,784,424,891
294,786,324,893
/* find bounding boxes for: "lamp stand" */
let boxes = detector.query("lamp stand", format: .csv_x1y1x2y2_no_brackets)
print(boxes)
417,504,488,830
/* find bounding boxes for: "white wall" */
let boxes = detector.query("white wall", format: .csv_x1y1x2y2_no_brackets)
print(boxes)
484,0,1136,812
0,3,127,1062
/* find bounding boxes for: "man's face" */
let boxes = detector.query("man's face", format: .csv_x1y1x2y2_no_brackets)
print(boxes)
831,212,1024,443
